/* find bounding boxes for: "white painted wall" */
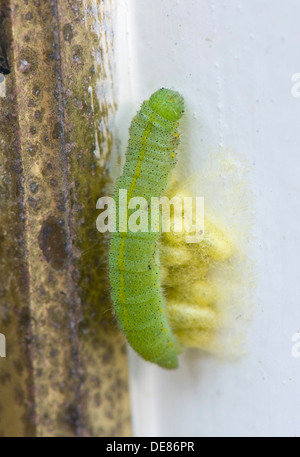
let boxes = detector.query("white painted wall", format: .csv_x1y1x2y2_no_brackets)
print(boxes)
115,0,300,437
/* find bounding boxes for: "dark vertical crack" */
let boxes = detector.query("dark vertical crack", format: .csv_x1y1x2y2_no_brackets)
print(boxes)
50,0,84,437
2,0,36,436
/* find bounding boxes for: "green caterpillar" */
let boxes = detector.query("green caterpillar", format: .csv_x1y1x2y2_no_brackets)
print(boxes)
109,88,184,369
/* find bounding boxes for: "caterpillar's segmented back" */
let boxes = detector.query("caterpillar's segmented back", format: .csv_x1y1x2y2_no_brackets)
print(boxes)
109,88,184,369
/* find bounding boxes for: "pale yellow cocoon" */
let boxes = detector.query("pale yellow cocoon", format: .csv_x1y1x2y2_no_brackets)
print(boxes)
160,149,255,356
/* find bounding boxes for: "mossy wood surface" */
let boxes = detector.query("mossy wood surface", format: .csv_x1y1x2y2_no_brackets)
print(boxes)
0,0,131,437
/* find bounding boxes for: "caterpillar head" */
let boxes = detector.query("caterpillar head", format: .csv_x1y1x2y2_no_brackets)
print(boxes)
149,88,184,121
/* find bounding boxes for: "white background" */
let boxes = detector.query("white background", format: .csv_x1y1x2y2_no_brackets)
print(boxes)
115,0,300,437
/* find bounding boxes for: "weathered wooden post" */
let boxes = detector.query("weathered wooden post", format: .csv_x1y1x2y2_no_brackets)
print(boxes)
0,0,131,437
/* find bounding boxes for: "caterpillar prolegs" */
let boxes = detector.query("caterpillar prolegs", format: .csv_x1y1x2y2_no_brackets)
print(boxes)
109,89,184,369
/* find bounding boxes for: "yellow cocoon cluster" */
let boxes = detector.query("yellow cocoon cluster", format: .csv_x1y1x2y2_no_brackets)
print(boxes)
160,182,236,352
